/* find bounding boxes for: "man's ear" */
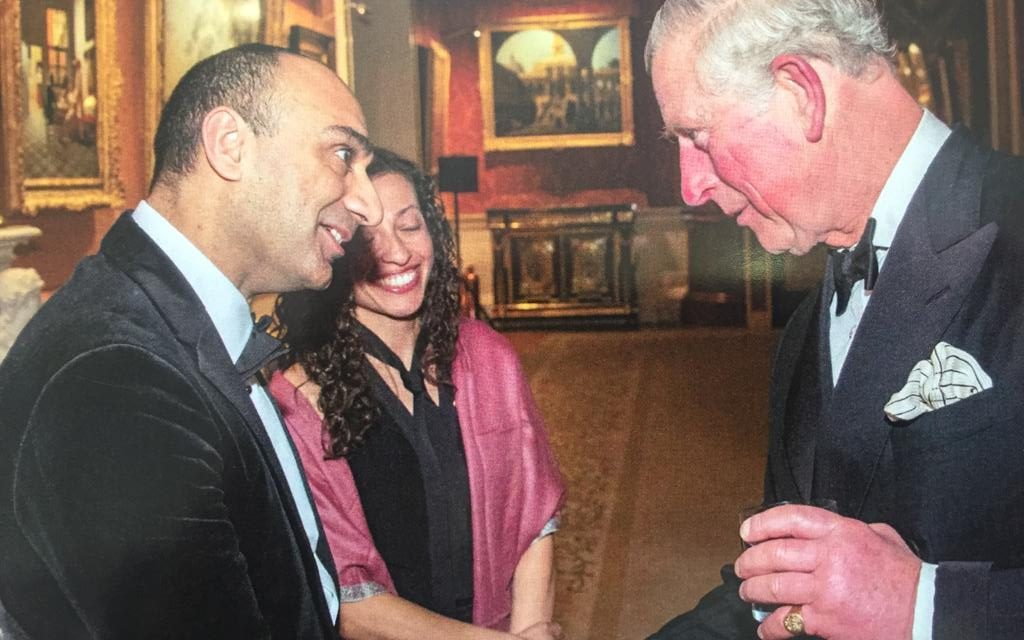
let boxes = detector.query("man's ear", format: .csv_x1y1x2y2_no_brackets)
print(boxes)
200,107,246,181
771,54,825,143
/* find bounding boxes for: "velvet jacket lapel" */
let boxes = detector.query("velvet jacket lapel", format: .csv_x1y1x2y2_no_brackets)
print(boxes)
771,282,832,502
814,128,998,516
99,212,336,631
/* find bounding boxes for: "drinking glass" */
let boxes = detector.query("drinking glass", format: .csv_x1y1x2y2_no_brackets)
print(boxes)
738,498,838,621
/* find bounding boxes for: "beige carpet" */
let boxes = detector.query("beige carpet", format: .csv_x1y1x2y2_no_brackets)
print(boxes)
507,328,775,640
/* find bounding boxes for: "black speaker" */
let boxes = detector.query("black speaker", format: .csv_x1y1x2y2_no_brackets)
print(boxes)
437,156,479,193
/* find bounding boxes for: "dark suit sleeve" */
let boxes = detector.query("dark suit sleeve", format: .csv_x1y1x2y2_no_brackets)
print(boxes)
13,346,270,639
934,563,1024,639
646,565,758,639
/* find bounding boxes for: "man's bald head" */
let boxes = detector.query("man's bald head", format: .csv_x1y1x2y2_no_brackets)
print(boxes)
150,43,299,190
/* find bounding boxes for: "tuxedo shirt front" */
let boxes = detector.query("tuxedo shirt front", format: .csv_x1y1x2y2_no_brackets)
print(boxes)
829,109,951,381
826,111,950,639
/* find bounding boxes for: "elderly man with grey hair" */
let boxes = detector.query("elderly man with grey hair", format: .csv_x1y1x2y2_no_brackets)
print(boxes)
647,1,1024,639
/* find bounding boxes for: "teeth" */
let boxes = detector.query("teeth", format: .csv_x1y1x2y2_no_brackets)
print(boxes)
328,227,343,245
381,271,415,288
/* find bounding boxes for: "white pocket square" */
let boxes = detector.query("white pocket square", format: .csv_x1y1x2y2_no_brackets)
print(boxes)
884,341,993,422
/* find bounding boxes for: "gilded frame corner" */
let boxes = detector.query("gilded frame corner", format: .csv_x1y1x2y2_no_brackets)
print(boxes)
478,15,635,153
0,0,124,215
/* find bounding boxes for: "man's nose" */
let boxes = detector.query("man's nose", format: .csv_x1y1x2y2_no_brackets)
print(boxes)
678,145,717,207
344,168,384,227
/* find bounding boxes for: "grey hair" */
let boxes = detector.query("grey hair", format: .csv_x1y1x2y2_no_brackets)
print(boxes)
645,0,896,101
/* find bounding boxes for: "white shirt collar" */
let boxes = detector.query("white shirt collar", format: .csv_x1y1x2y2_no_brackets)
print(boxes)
132,200,252,362
868,109,952,251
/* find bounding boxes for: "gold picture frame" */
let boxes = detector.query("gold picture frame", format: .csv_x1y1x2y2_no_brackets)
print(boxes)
478,15,634,152
416,37,451,174
144,0,285,176
289,25,335,69
0,0,124,215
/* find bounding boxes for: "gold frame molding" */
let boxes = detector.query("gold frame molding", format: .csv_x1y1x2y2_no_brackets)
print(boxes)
333,0,354,87
478,15,634,152
144,0,285,176
987,0,1023,154
0,0,124,215
415,36,451,174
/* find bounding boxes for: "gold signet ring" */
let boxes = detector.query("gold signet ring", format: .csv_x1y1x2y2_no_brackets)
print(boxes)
783,606,805,635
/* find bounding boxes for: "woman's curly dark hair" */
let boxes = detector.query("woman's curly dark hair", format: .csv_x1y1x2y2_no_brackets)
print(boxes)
273,148,462,459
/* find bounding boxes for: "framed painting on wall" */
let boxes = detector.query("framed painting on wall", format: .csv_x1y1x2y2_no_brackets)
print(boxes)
478,15,634,152
288,25,335,68
0,0,124,214
144,0,285,174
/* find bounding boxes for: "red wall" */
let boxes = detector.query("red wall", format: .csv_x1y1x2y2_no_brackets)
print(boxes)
431,0,680,214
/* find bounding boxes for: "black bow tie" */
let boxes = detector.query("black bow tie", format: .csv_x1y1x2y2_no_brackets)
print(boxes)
829,218,879,317
235,315,289,384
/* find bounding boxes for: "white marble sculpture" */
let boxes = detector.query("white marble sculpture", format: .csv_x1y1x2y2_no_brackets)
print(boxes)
0,225,44,363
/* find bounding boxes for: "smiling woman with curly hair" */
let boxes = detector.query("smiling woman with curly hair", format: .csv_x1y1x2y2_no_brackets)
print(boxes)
270,148,565,640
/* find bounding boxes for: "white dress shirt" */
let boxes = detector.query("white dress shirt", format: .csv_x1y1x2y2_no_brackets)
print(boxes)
132,201,339,622
827,111,950,639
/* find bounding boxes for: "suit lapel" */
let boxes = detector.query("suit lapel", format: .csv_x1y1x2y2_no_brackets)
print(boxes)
105,214,308,515
102,213,335,633
196,325,338,630
194,328,291,486
822,128,998,516
774,283,831,501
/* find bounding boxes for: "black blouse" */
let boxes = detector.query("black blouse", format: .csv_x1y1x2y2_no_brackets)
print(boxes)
346,324,474,622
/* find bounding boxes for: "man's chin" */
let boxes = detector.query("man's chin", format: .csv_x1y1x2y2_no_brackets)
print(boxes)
749,231,791,255
312,273,334,290
303,265,334,291
748,226,812,256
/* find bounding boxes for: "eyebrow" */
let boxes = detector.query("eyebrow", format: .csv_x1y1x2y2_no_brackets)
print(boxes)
395,204,421,218
661,124,701,141
325,125,371,155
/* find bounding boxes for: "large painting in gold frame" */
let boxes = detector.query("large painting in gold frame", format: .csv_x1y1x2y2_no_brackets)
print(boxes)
478,15,634,152
0,0,123,215
144,0,285,175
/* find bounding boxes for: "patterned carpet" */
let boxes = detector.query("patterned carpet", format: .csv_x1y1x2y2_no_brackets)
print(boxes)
515,331,643,637
508,328,774,639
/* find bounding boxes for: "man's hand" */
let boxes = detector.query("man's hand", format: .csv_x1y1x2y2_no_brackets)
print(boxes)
734,505,922,639
514,621,563,640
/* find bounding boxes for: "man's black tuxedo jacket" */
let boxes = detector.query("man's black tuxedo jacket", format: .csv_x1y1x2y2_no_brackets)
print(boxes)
0,214,337,639
651,128,1024,639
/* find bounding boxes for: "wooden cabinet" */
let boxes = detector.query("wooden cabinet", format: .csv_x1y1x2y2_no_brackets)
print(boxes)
487,204,637,328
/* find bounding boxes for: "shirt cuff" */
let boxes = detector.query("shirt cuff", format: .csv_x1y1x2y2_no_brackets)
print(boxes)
532,515,561,543
338,581,388,603
912,562,937,639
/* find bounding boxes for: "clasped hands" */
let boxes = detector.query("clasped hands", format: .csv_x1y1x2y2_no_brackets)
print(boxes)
735,505,922,639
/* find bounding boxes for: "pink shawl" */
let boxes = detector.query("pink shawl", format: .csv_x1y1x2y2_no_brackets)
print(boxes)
270,319,565,629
